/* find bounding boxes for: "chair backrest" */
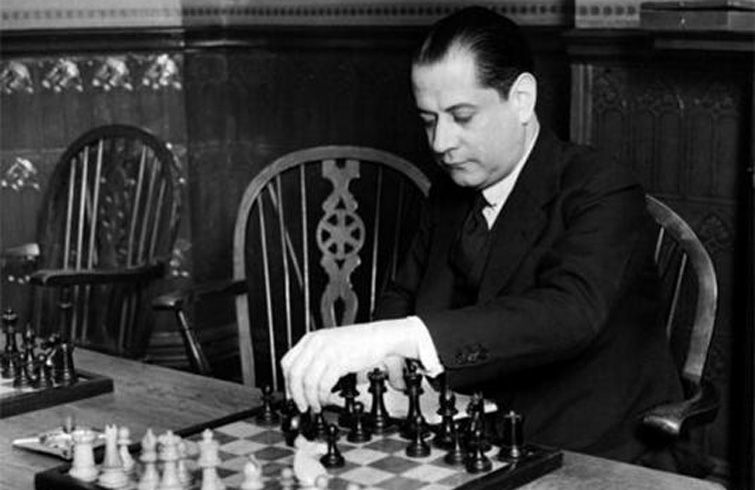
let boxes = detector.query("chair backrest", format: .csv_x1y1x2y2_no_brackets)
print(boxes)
234,146,430,388
646,195,717,388
35,124,181,357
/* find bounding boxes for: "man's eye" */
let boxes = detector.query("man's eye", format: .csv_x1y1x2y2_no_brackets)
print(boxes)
420,117,435,129
453,114,473,124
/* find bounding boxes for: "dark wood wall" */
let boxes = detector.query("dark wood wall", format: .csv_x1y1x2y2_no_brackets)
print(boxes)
568,30,754,486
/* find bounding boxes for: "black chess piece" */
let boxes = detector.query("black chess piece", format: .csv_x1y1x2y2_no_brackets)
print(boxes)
401,360,429,440
464,393,491,452
256,385,279,425
434,390,457,450
337,373,359,428
13,353,35,388
311,411,329,441
367,368,392,435
405,413,431,458
58,341,76,386
465,425,492,473
347,401,371,443
498,410,525,462
320,424,345,468
443,420,466,466
35,352,54,388
2,309,20,378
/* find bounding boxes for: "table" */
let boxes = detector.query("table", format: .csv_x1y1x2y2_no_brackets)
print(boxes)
1,350,723,490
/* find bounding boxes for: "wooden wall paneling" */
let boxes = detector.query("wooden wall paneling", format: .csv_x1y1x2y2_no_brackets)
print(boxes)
568,32,753,482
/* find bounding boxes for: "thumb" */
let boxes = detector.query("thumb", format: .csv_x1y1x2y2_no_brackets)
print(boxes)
383,356,406,391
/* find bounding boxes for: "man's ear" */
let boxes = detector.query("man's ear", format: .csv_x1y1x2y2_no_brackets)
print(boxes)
509,72,537,124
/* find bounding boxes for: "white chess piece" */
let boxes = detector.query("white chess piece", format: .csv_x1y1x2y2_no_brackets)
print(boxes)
97,424,129,489
177,438,191,487
158,431,183,490
138,428,159,490
69,428,98,482
117,426,135,474
239,456,264,490
198,429,226,490
293,435,328,487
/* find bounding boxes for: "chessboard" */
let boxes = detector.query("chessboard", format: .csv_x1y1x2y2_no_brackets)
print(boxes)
1,308,113,419
1,368,113,418
34,404,563,490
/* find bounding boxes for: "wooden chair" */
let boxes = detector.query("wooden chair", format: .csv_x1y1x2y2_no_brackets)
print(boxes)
642,195,719,461
2,125,182,358
154,146,430,387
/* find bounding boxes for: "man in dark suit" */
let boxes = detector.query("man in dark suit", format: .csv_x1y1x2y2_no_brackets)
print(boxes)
282,6,682,463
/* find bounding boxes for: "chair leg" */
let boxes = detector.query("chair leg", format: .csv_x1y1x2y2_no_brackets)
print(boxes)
174,309,211,375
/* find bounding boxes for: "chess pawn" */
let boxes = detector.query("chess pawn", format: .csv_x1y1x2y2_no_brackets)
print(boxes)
405,413,431,458
58,341,77,385
320,424,345,469
465,425,492,474
138,428,160,490
98,424,129,488
443,421,466,466
256,385,279,425
69,428,99,482
240,457,264,490
117,426,135,474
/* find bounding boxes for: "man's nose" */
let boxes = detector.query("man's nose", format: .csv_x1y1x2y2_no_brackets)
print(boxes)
431,119,456,155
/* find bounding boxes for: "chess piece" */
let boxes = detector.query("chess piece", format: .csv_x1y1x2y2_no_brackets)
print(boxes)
311,411,329,441
367,368,392,435
158,431,184,490
465,393,490,452
465,425,492,473
293,435,328,487
240,456,264,490
279,467,296,489
347,401,371,443
320,424,345,468
434,389,457,449
443,421,466,466
117,426,135,474
58,341,77,386
337,373,359,427
198,429,226,490
36,352,53,388
177,438,191,487
138,428,160,490
98,424,129,488
405,413,431,458
498,410,525,461
256,385,279,425
69,427,99,482
2,308,19,378
400,360,428,440
282,402,303,447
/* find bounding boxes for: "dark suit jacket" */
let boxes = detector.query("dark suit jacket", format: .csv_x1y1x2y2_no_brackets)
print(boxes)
375,129,683,462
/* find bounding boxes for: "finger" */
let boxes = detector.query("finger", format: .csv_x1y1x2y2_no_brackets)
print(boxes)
288,348,317,413
384,356,406,391
303,359,329,413
318,367,344,409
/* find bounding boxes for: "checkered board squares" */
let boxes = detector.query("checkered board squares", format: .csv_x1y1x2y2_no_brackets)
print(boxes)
34,408,562,490
181,417,511,490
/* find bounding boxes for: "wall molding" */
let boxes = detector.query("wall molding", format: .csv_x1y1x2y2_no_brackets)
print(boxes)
0,0,572,30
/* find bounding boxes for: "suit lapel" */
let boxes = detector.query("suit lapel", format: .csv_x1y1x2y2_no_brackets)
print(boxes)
477,129,561,302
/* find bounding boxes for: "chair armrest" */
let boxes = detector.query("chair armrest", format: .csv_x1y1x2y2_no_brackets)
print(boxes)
152,278,247,311
30,262,166,287
641,379,719,438
152,278,246,376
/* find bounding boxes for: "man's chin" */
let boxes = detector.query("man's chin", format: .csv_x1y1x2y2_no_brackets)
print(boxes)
448,170,482,189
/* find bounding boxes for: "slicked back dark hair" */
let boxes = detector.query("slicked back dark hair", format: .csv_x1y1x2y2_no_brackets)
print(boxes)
413,6,534,99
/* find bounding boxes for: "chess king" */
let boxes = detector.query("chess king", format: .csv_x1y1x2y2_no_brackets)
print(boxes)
281,6,682,466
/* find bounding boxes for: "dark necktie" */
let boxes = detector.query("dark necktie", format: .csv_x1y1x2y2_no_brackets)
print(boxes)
450,193,491,294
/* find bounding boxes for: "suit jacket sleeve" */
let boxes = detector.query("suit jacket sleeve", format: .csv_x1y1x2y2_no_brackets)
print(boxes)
377,139,657,390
